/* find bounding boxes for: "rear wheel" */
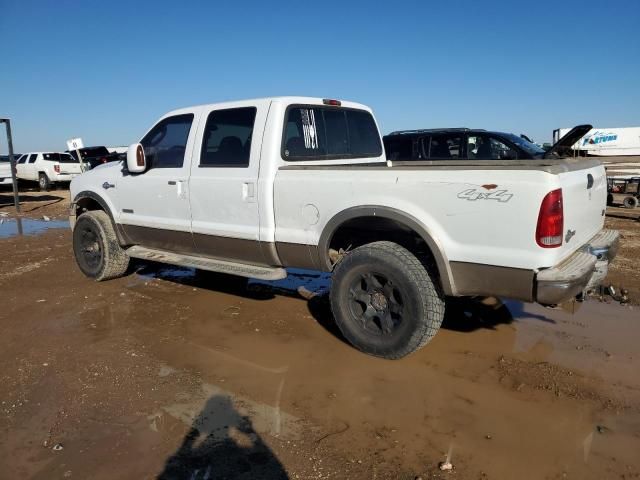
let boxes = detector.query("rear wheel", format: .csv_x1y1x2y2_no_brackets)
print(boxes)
38,173,50,191
73,210,130,281
623,196,638,209
330,241,445,359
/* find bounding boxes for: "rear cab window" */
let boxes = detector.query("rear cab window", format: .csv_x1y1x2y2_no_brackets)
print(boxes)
282,105,381,160
42,153,77,163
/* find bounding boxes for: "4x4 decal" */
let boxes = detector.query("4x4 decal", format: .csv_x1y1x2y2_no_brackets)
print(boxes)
457,188,513,203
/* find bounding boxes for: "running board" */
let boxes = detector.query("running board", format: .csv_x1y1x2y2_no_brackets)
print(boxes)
125,246,287,281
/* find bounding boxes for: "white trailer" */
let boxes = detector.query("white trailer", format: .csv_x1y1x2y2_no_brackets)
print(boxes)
553,127,640,156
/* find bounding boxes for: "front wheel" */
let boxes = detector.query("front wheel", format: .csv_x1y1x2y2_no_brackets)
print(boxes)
330,241,445,359
73,210,130,281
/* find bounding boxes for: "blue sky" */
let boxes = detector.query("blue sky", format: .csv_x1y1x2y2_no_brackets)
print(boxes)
1,0,639,154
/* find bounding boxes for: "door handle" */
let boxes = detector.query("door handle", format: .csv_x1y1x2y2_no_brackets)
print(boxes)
168,180,176,185
102,182,114,189
242,182,256,202
587,174,594,189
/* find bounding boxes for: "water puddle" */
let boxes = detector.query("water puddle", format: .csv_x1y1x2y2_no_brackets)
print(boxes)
505,299,639,384
0,217,68,238
136,264,331,298
249,268,331,297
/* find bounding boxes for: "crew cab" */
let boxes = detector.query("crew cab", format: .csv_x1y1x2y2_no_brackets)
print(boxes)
69,97,619,359
17,152,83,190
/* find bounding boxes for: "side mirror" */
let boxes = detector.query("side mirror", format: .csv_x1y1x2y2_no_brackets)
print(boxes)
126,143,147,173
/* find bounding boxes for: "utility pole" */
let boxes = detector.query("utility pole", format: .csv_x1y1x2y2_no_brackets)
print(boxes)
0,118,20,213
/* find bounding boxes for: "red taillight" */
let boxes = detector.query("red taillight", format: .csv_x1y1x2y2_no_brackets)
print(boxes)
54,165,60,173
322,98,341,106
100,157,107,163
536,189,564,248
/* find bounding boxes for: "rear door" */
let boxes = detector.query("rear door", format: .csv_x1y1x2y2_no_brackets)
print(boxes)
188,101,267,264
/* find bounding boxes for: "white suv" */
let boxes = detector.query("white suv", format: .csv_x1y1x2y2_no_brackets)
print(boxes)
16,152,83,191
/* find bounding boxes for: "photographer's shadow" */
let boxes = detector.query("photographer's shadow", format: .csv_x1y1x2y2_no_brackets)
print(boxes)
158,395,288,480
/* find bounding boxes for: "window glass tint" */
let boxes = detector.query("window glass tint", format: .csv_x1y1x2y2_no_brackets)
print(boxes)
283,106,382,160
503,133,544,155
80,147,110,159
347,110,382,156
384,137,414,160
428,134,462,159
28,154,38,163
58,154,78,163
468,135,517,160
200,107,256,167
17,155,27,164
141,114,194,169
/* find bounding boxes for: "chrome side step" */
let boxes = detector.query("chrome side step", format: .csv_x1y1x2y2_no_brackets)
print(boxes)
126,246,287,281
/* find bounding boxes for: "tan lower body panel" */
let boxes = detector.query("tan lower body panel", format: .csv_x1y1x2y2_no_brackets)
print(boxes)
449,261,534,302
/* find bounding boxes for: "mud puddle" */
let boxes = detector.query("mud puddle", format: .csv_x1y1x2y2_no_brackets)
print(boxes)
2,229,640,479
0,217,68,238
89,267,640,478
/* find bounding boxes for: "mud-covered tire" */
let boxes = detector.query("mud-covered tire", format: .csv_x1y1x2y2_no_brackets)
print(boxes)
330,241,445,359
623,196,638,209
73,210,129,281
38,173,51,192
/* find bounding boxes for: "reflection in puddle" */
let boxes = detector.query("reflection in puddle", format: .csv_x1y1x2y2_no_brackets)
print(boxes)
0,217,68,238
250,268,331,297
137,263,331,298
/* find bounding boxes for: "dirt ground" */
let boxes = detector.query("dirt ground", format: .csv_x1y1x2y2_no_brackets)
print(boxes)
1,187,640,479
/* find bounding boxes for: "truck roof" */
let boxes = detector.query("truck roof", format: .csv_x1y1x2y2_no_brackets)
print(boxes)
164,96,373,117
387,128,487,136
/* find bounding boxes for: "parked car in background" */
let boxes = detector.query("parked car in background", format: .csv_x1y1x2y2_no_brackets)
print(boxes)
383,128,557,161
16,152,82,190
0,157,13,186
69,97,617,359
0,154,22,162
607,176,640,208
67,146,122,170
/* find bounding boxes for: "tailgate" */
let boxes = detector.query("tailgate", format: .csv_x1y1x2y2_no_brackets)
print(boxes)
557,160,607,259
59,161,82,175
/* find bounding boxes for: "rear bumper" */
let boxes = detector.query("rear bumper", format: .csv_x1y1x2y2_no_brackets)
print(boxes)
535,229,620,305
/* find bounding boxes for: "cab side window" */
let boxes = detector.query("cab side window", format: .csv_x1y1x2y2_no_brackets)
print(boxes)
141,114,194,169
28,154,38,163
200,107,257,167
17,155,27,164
467,135,518,160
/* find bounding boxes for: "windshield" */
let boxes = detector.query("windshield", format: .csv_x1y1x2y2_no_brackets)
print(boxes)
502,133,545,155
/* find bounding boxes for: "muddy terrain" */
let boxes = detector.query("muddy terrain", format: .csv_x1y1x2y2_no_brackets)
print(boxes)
1,187,640,479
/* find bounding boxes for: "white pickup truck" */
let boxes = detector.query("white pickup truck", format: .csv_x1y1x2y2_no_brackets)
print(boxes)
0,160,12,186
17,152,83,191
69,96,619,359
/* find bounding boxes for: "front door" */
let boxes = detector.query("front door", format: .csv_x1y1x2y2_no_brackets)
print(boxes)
25,153,38,180
114,113,198,254
189,103,266,264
